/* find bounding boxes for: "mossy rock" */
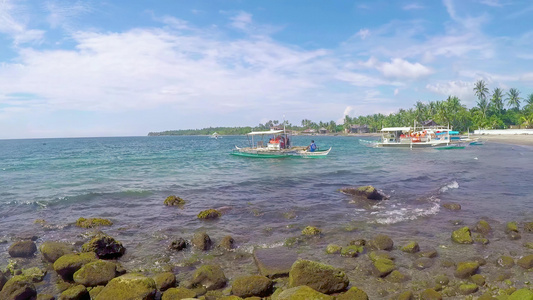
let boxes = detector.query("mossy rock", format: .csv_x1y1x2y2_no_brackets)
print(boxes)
368,234,394,250
336,286,368,300
161,287,196,300
94,273,156,300
506,221,519,233
21,267,46,282
231,275,272,298
509,288,533,300
434,275,449,285
451,226,473,244
396,291,414,300
442,203,461,210
276,285,333,300
525,242,533,249
471,274,486,286
420,288,442,299
191,265,227,291
517,254,533,269
219,235,235,250
419,249,438,258
401,241,420,253
289,259,349,294
88,286,105,299
368,250,394,262
169,238,188,251
413,257,434,270
459,283,478,295
154,272,176,291
475,236,490,245
197,209,222,220
192,232,212,251
0,275,37,300
301,226,321,236
454,261,480,278
0,272,7,291
37,293,55,300
73,260,118,287
475,220,492,234
341,245,363,257
8,240,37,258
164,195,186,206
508,231,521,240
59,284,89,299
325,244,342,254
40,241,75,263
373,258,396,277
386,270,408,283
81,233,125,259
75,217,113,228
53,252,98,280
524,222,533,233
497,256,515,268
349,239,366,246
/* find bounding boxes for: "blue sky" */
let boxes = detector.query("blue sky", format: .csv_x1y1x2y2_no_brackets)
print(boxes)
1,0,532,138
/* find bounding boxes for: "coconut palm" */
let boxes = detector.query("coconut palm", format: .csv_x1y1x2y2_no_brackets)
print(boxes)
490,88,504,115
506,88,521,111
526,93,533,106
473,80,489,119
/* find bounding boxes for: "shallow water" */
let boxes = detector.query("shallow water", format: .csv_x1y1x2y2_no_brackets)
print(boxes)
1,136,532,297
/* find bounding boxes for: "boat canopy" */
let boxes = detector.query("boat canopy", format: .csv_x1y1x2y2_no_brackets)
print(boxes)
380,127,411,132
247,130,284,136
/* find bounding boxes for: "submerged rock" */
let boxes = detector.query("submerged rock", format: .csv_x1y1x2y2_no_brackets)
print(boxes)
497,256,515,268
386,270,408,283
524,222,533,233
8,240,37,258
163,195,186,206
168,238,188,251
459,283,478,295
474,220,492,235
191,232,212,251
219,235,235,250
191,265,227,291
75,217,113,228
368,234,394,250
197,209,222,220
340,185,388,200
506,221,519,233
442,203,461,210
401,241,420,253
420,288,442,299
451,227,473,244
82,233,125,259
325,244,342,254
301,226,321,236
253,247,297,278
289,259,349,294
40,241,75,263
276,286,333,300
517,254,533,269
231,275,272,298
341,245,363,257
373,258,396,277
94,273,156,300
454,261,480,278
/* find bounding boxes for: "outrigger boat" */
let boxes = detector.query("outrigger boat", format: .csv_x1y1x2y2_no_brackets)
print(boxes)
210,132,220,139
375,124,476,149
231,129,331,158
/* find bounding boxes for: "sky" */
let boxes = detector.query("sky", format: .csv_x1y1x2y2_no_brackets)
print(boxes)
1,0,533,139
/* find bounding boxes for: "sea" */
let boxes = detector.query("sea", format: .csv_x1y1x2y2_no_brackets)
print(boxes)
1,135,532,294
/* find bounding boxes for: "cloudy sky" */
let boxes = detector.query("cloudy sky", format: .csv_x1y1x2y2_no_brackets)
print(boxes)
1,0,532,138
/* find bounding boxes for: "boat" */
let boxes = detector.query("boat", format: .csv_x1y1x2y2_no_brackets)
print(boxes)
375,126,460,148
435,144,466,150
469,140,485,146
231,129,331,158
210,132,221,139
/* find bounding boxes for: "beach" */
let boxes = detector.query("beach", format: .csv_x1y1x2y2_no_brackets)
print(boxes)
473,134,533,147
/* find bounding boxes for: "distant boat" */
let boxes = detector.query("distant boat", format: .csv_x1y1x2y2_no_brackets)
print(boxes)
210,132,221,139
375,124,477,149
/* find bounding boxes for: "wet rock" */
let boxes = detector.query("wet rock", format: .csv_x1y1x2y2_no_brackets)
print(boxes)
168,238,188,251
508,231,521,240
497,256,515,268
434,275,449,285
349,239,366,246
451,226,473,244
289,259,349,294
368,250,394,262
401,241,420,253
474,220,492,235
8,241,37,258
276,286,332,300
471,274,486,286
396,291,414,300
478,292,498,300
301,226,321,236
197,209,221,220
506,221,519,233
94,273,156,300
413,257,434,270
88,286,104,299
386,270,408,283
454,261,480,278
517,254,533,269
340,185,388,200
219,236,235,250
336,286,368,300
525,242,533,249
253,247,297,278
153,272,176,291
37,293,55,300
372,258,396,277
81,233,125,259
474,236,490,244
59,284,89,300
73,260,118,287
161,287,196,300
164,195,185,206
420,288,442,299
509,288,533,300
191,265,227,291
75,217,113,228
459,283,478,295
191,232,212,251
0,275,37,300
231,275,272,298
40,241,75,263
340,245,363,257
21,267,46,282
419,249,438,258
442,203,461,210
53,252,98,280
368,234,394,251
0,272,7,290
524,222,533,233
325,244,342,254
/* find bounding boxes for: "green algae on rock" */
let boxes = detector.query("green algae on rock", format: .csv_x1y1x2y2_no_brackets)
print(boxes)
8,240,37,258
301,226,321,236
373,258,396,277
386,270,408,283
73,259,118,286
497,256,515,268
82,233,125,259
197,209,222,219
420,288,442,299
219,235,235,250
340,245,363,257
325,244,342,254
471,274,486,286
191,265,227,291
459,283,478,295
192,232,212,251
164,195,186,206
288,259,349,294
401,241,420,253
94,273,156,300
161,287,197,300
75,217,113,228
231,275,272,298
517,254,533,269
474,219,492,234
0,275,37,300
509,288,533,300
21,267,46,283
451,226,473,244
53,252,98,280
153,272,176,291
336,286,369,300
506,221,519,233
276,285,333,300
60,284,89,300
368,234,394,250
88,286,105,299
40,241,75,263
454,261,480,278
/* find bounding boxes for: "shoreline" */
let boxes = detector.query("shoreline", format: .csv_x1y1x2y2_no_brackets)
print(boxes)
472,134,533,147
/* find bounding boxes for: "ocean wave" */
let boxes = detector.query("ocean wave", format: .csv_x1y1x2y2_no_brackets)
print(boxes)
373,202,440,224
239,241,285,253
439,181,459,193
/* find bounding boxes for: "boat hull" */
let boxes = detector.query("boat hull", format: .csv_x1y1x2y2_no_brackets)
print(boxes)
231,147,331,158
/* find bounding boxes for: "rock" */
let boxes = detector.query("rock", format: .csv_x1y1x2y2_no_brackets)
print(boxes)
0,272,7,290
325,244,342,254
81,233,125,259
169,238,188,251
161,287,196,300
386,270,408,283
419,249,438,258
94,273,156,300
219,236,235,250
525,242,533,249
349,239,366,246
442,203,461,210
191,265,227,290
458,283,478,295
506,221,519,233
508,231,521,240
454,261,480,278
420,288,442,299
37,293,55,300
73,260,118,286
413,257,434,270
336,286,368,300
434,275,449,285
191,232,212,251
88,286,105,299
301,226,321,236
478,292,498,300
53,252,98,280
451,227,473,244
253,247,297,278
475,236,490,244
368,234,394,250
231,275,272,298
340,185,388,200
474,220,492,234
471,274,486,286
517,254,533,269
154,272,176,291
0,275,37,300
340,245,363,257
40,241,75,263
164,195,185,206
509,288,533,300
197,209,221,219
59,284,89,300
373,258,396,277
401,241,420,253
21,267,46,282
524,222,533,233
497,256,515,268
8,241,37,258
396,291,415,300
75,217,113,228
276,286,332,300
289,259,349,294
368,251,394,262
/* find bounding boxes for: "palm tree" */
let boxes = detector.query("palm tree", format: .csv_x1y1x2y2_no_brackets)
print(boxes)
490,88,504,115
474,80,489,119
506,88,521,111
526,93,533,106
414,101,427,123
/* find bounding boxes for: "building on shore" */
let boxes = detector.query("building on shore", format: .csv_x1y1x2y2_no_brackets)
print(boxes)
346,124,369,134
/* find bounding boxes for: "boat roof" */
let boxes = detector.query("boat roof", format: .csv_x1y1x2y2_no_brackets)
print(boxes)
247,129,284,136
380,127,411,132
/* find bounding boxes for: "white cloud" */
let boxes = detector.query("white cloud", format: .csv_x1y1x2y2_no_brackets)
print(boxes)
45,0,92,30
378,58,433,79
403,3,424,10
478,0,509,7
0,0,44,44
355,28,370,40
521,73,533,82
426,80,476,104
394,88,399,96
230,11,252,30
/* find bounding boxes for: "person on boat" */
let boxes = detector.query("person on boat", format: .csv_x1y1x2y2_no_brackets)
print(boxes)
280,136,285,149
306,140,317,152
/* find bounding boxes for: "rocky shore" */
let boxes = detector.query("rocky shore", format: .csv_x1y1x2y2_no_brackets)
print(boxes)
1,191,532,300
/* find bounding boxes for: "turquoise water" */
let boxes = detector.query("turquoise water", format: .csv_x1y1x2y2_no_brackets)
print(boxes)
1,135,532,284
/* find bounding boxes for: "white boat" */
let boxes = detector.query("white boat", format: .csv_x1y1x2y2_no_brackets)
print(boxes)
210,132,221,139
375,126,461,148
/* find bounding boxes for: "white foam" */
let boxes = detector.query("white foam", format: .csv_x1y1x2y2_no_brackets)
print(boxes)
439,181,459,193
373,201,440,225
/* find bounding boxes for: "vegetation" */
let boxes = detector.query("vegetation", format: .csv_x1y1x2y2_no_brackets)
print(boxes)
149,82,533,136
